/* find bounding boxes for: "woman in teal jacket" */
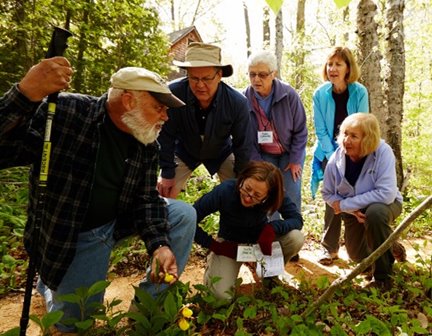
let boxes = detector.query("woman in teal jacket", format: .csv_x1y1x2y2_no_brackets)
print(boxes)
310,47,369,265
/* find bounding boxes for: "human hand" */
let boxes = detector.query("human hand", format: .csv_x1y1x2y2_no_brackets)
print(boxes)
209,239,238,259
352,210,366,224
157,177,178,198
150,245,178,284
331,200,341,214
18,57,73,102
257,224,275,255
286,163,302,182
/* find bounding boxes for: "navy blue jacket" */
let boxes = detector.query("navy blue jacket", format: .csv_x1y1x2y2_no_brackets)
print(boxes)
158,78,252,178
194,179,303,247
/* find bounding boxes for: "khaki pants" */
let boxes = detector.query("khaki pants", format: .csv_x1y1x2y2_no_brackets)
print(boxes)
170,153,235,196
204,229,304,300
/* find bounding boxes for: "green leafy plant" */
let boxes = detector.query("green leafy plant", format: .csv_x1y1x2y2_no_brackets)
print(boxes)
126,281,194,335
57,280,111,332
29,311,64,336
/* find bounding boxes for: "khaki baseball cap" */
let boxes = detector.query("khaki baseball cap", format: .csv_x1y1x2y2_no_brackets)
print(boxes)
173,42,233,77
110,67,185,108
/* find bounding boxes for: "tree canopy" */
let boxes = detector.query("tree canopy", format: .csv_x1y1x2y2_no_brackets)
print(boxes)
0,0,171,96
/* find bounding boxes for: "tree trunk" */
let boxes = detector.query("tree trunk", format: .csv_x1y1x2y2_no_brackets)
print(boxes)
263,6,271,48
243,1,251,58
294,0,306,90
342,6,349,44
275,9,283,77
72,1,90,93
356,0,387,136
170,0,175,30
384,0,405,188
190,0,202,25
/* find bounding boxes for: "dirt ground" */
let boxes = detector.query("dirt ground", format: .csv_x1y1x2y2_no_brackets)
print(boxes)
0,237,430,335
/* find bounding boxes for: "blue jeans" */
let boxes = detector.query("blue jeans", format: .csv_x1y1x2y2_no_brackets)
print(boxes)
261,151,305,213
37,198,196,332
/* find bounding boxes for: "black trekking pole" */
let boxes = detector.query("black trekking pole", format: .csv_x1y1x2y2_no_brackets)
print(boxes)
19,26,72,336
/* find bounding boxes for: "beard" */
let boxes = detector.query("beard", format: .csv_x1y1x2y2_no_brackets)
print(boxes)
121,107,163,145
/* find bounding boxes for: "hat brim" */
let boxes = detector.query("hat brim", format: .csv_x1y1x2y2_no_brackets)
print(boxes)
149,91,185,108
173,60,233,77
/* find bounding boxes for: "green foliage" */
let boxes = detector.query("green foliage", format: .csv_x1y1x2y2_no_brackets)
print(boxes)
126,282,193,335
0,0,170,96
264,0,284,15
0,167,29,295
57,280,111,332
1,262,432,335
30,311,64,336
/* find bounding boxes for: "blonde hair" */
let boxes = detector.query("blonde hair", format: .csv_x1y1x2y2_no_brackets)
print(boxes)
337,113,381,157
322,46,361,83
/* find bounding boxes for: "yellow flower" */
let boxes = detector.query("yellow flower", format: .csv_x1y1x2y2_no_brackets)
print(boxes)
164,273,174,283
181,307,193,318
178,318,190,331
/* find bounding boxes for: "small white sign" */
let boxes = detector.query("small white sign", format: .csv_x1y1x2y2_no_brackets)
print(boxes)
236,242,285,278
255,242,285,278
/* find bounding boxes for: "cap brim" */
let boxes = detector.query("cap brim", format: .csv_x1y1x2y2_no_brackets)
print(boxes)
149,91,185,108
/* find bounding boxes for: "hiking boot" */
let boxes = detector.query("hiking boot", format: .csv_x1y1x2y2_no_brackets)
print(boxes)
317,249,338,265
392,241,407,262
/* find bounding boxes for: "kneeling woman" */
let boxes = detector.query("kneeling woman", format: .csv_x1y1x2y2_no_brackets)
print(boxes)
194,161,304,301
322,113,403,289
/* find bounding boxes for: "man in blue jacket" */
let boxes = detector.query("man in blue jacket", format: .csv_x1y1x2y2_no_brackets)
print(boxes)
157,42,252,198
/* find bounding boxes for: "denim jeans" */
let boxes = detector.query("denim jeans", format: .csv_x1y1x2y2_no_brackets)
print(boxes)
37,198,196,332
261,151,305,213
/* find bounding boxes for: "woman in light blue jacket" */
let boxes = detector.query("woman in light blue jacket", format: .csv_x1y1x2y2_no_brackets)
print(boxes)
310,47,369,265
322,113,403,289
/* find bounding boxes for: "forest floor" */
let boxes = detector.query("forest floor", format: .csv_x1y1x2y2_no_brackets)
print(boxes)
0,236,430,335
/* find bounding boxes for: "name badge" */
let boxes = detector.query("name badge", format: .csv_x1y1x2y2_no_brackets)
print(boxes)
258,131,273,144
237,245,256,262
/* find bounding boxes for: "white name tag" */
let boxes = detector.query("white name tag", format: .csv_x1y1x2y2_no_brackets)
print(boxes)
237,245,256,262
258,131,273,144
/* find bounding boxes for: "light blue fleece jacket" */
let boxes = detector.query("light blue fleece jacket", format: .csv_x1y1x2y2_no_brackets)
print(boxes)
321,140,402,213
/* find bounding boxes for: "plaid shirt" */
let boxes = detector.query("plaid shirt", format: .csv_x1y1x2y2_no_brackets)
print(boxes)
0,85,169,290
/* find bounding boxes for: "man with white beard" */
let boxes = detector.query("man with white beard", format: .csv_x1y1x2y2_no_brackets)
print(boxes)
0,59,196,334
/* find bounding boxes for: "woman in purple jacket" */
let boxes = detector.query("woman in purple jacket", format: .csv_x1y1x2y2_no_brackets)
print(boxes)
322,113,403,290
244,51,308,213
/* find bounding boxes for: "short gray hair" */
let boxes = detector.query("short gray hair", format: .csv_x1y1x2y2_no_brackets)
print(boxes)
247,51,278,72
107,87,144,102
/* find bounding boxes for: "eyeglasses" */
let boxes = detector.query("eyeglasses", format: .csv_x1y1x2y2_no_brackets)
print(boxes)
188,71,220,85
239,184,266,203
248,71,273,79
